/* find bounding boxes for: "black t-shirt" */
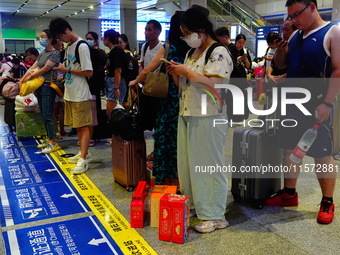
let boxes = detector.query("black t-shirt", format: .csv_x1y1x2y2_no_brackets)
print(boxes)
88,48,107,95
227,43,238,61
271,58,287,76
11,65,27,78
107,46,126,78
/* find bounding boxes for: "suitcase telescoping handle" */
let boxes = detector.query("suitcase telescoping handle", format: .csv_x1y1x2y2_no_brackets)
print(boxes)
238,129,251,200
264,89,278,136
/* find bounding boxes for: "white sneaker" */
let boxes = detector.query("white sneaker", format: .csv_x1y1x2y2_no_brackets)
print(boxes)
68,152,92,164
41,144,59,154
73,158,88,175
37,140,48,149
194,216,229,233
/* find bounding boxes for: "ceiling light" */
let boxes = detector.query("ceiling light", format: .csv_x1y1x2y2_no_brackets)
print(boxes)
90,6,93,9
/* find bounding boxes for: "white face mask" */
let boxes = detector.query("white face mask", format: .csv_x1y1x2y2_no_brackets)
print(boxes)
184,32,202,48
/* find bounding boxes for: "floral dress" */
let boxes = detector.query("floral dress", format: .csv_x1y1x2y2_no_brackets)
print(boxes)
153,44,185,184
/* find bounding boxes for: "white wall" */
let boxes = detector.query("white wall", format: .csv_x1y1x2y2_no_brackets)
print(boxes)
1,13,98,41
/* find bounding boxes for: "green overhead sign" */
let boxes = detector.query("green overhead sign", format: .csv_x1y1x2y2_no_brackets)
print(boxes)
2,28,36,39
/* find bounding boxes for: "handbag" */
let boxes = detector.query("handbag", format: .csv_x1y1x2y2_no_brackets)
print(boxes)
142,43,169,98
15,93,39,112
2,80,19,99
109,93,143,141
50,72,65,97
20,69,44,97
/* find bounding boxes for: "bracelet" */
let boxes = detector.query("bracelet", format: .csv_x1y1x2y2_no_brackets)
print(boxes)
68,69,71,74
322,101,333,108
185,69,191,77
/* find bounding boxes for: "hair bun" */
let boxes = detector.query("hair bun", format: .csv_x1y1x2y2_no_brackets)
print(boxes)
191,4,209,17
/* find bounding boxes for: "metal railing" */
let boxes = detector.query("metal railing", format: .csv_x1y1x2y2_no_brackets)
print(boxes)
207,0,272,35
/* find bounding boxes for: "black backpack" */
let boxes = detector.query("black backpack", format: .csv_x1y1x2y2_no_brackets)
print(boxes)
124,51,138,85
74,40,106,94
188,42,249,122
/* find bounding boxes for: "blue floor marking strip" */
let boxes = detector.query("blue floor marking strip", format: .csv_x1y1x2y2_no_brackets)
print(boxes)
0,126,125,254
3,216,123,255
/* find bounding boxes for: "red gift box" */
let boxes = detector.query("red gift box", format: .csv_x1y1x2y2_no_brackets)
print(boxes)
159,193,190,244
130,181,148,228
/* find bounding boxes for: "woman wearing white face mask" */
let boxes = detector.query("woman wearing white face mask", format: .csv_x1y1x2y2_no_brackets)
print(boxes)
20,29,61,153
167,5,233,234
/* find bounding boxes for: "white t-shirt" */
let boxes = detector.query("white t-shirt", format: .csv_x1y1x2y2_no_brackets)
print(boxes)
140,41,162,67
64,37,92,102
265,48,277,70
179,45,233,116
265,47,277,81
0,62,13,77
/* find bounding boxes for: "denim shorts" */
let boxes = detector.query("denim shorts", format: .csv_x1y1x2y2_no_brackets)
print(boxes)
106,77,127,103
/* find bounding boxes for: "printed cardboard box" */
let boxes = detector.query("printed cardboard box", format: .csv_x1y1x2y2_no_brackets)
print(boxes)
150,185,177,227
130,181,148,228
159,193,190,244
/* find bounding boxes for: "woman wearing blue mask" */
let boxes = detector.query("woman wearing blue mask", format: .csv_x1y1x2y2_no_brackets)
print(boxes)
20,29,61,154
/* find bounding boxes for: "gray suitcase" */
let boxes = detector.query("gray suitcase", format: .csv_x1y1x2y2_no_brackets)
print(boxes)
231,94,282,208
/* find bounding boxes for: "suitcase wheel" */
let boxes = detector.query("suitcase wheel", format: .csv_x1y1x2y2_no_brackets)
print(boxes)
254,200,264,209
232,194,241,203
127,186,135,192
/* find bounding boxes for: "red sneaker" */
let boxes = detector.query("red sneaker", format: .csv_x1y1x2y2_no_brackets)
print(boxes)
264,189,298,206
317,200,335,224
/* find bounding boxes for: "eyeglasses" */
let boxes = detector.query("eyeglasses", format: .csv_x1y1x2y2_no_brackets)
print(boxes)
287,4,310,20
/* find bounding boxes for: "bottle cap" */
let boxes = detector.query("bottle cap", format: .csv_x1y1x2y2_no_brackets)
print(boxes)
313,123,320,130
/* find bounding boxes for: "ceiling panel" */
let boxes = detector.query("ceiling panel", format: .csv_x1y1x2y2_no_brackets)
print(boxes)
0,0,171,22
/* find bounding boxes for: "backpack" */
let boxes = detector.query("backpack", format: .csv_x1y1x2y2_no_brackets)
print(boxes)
188,42,249,122
124,51,139,85
73,40,107,94
142,42,150,58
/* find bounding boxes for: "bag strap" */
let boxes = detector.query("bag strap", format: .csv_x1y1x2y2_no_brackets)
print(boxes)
155,42,170,75
74,40,90,65
143,42,150,57
164,42,170,61
187,42,225,65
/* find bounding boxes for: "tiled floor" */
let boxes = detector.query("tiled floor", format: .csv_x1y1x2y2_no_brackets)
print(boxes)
0,102,339,255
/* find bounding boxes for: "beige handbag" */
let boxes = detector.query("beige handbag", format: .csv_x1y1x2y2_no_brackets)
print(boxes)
142,43,169,98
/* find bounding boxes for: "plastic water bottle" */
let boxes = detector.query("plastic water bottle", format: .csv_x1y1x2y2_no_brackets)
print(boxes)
289,124,320,163
128,61,133,70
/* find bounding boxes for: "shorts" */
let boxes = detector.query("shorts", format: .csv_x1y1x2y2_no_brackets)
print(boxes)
64,100,92,128
106,76,127,103
90,99,98,126
55,94,64,103
277,103,333,158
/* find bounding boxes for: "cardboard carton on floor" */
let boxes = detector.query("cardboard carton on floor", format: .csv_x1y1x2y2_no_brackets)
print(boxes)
159,193,190,244
130,181,148,228
150,185,177,227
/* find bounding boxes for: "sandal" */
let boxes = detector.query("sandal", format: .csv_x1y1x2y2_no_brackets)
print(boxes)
56,133,63,139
